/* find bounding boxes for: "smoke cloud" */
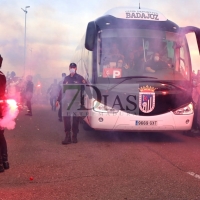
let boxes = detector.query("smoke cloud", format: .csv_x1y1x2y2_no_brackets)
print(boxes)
0,0,200,77
0,99,19,130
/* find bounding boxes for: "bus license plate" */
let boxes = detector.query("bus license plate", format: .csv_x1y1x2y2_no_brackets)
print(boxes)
135,120,157,126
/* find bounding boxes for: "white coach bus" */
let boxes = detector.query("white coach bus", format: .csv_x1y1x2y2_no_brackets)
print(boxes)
72,7,200,132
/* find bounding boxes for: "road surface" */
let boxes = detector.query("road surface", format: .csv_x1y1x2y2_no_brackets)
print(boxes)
1,104,200,200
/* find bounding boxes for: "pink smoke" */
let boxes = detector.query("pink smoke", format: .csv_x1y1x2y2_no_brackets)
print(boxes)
0,99,19,130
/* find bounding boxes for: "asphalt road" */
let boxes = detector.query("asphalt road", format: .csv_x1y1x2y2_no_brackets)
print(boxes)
1,104,200,200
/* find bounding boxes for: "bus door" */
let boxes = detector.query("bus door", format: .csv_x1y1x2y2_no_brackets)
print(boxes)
180,26,200,69
181,27,200,128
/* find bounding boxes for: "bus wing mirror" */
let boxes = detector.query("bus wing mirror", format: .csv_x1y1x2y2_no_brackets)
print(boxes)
195,30,200,55
180,26,200,54
85,21,96,51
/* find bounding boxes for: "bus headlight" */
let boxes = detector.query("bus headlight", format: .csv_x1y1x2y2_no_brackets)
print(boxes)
93,100,119,113
173,103,193,115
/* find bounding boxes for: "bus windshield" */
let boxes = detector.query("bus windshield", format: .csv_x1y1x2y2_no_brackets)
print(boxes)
97,29,191,82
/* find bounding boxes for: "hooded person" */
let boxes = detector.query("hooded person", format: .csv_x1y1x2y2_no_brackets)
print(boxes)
0,55,9,172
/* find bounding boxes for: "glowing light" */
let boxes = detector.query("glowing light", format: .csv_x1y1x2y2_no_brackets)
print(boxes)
6,99,18,110
0,99,19,130
37,84,41,87
162,91,168,95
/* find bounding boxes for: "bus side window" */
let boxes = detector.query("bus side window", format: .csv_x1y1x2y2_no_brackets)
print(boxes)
174,44,189,79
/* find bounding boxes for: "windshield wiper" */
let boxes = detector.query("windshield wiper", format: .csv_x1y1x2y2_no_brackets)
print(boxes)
117,76,158,79
108,76,157,91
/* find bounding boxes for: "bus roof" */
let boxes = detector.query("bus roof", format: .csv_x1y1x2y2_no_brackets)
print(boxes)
104,7,167,22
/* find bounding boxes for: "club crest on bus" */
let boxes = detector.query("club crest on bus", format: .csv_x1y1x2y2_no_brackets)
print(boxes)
139,85,157,113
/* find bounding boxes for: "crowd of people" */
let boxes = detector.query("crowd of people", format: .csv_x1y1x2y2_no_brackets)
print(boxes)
0,59,92,173
6,71,34,115
5,71,61,116
0,49,200,173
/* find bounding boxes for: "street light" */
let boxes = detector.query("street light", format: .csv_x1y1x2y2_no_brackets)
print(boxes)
21,6,30,76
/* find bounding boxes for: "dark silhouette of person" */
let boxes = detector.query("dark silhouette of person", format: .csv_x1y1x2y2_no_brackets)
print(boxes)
47,79,60,111
56,63,91,145
145,52,168,73
25,75,34,116
0,55,10,172
123,49,144,76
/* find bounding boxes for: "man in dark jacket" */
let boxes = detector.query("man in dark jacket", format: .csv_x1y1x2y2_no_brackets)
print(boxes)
145,52,169,73
0,55,9,172
25,75,34,116
56,63,89,145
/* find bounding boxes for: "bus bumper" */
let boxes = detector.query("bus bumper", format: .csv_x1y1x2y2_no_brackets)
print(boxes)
87,110,193,131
